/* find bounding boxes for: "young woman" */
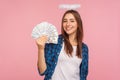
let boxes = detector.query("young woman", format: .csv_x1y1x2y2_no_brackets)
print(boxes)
36,10,89,80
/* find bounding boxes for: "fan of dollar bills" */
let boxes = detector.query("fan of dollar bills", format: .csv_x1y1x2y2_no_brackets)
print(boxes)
31,22,58,44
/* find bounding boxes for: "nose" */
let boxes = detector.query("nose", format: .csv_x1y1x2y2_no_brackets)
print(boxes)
66,21,70,26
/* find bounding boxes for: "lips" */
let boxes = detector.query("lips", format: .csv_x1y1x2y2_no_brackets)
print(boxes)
66,26,73,31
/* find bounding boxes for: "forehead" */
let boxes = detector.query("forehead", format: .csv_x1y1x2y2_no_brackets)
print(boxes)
64,13,75,19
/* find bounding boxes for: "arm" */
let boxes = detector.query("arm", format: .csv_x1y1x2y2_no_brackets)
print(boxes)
36,35,48,74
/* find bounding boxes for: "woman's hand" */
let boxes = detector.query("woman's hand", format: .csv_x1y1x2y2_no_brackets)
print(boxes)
36,35,48,49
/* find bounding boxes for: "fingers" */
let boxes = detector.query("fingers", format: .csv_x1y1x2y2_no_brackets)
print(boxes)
36,35,48,47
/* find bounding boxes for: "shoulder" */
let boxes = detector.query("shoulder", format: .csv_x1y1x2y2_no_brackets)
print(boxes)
58,34,63,38
82,42,89,54
58,34,64,41
57,34,64,45
82,43,88,50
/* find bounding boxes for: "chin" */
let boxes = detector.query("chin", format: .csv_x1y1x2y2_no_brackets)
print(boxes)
66,32,73,35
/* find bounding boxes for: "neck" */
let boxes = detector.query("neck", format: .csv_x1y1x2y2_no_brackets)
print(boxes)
68,33,77,46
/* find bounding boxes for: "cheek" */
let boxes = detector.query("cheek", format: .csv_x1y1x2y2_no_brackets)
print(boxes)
63,23,66,27
74,24,78,29
72,25,78,32
62,24,66,29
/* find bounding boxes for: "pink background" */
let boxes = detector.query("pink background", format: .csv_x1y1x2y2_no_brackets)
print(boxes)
0,0,120,80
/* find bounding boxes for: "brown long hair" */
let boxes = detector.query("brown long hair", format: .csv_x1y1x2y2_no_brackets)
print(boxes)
61,10,83,58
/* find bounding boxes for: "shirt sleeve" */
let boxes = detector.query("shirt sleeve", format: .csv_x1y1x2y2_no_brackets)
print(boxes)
80,43,89,80
85,44,89,78
37,64,49,76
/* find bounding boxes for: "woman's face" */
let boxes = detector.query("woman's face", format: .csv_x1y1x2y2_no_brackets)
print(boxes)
63,13,78,36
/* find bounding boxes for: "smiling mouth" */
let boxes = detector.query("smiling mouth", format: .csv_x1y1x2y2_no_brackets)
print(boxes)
66,26,73,31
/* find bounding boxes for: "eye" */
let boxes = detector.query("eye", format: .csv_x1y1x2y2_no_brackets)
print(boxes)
63,20,67,22
71,20,75,22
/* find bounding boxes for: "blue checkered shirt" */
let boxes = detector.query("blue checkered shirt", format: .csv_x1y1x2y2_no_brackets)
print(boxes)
38,34,89,80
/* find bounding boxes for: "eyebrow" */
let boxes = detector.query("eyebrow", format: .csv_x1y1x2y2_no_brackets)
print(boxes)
63,18,75,20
